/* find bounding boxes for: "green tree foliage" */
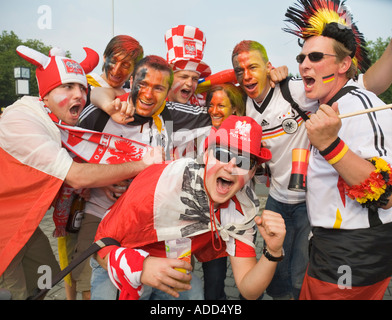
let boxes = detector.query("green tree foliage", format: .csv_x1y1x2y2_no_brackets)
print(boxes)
0,30,70,108
366,37,392,104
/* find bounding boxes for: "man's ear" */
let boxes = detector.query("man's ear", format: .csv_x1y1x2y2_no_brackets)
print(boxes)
339,56,352,75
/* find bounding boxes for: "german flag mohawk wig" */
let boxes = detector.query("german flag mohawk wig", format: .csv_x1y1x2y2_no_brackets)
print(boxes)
283,0,371,73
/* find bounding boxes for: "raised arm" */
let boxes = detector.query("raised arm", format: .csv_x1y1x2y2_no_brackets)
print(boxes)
90,87,135,124
65,146,164,190
230,210,286,300
363,38,392,95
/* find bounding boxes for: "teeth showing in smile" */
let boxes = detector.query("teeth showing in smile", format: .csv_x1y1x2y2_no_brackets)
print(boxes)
139,99,153,106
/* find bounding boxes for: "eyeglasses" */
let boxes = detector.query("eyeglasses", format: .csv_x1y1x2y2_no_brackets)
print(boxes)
296,52,337,64
212,147,257,170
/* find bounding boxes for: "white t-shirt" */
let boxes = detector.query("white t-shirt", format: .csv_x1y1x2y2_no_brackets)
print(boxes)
306,80,392,229
247,78,317,204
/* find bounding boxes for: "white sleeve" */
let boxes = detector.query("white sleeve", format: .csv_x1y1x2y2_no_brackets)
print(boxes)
356,73,365,89
0,102,73,180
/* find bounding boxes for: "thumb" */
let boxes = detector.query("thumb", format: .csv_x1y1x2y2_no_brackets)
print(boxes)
331,102,340,115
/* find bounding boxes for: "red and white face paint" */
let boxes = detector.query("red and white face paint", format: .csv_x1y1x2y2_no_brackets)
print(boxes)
203,149,254,208
167,70,199,104
44,83,87,125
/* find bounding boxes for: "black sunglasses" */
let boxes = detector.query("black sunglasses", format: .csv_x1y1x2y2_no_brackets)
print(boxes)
212,147,257,170
296,52,337,64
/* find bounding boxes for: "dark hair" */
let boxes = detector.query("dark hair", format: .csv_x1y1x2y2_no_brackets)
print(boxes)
132,55,174,89
102,35,143,72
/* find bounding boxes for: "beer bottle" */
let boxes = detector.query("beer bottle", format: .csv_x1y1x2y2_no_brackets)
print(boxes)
66,195,85,233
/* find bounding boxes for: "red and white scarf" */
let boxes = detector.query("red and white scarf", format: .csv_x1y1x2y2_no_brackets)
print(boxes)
47,109,151,236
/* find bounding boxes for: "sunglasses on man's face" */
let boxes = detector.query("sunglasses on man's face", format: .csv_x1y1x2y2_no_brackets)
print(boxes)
212,147,257,170
296,52,337,64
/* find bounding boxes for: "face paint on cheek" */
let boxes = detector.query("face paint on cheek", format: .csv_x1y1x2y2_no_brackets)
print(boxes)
131,68,147,106
171,82,182,94
132,68,147,108
322,73,335,84
104,54,115,77
192,82,197,93
53,94,69,108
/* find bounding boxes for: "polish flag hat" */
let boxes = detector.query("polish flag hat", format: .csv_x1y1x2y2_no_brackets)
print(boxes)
164,25,211,78
204,115,272,164
16,45,99,98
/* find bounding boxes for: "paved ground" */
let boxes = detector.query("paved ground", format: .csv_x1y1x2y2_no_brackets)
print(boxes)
39,193,392,300
39,195,269,300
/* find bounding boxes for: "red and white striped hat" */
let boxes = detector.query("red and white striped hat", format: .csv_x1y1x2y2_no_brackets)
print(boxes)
164,25,211,78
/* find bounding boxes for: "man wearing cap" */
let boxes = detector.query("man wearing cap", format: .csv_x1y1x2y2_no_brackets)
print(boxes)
284,0,392,299
0,46,163,300
93,115,286,300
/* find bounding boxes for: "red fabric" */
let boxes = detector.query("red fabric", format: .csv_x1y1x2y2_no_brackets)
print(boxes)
300,271,391,300
107,247,148,300
95,161,255,263
95,163,168,258
0,148,63,275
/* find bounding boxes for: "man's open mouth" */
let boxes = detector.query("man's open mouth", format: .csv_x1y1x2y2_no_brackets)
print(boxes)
181,88,191,96
216,177,234,193
244,83,257,91
69,105,81,117
304,76,315,88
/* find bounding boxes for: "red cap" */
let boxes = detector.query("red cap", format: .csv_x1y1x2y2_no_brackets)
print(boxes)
204,115,272,163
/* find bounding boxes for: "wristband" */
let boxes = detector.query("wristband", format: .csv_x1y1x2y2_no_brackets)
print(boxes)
319,137,348,165
107,247,149,300
263,246,284,262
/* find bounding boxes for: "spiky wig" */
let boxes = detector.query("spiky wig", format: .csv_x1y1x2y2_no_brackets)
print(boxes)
283,0,370,73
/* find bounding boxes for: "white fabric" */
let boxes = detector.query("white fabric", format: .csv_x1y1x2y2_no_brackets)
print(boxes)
306,80,392,229
246,79,317,204
0,96,73,180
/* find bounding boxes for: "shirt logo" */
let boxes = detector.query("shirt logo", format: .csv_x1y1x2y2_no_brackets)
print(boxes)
282,118,298,134
232,120,252,141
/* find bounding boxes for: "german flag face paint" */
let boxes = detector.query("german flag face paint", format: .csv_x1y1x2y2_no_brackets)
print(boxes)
322,73,335,84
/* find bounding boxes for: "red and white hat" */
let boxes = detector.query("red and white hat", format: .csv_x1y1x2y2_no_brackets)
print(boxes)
204,115,272,164
164,25,211,78
16,45,99,98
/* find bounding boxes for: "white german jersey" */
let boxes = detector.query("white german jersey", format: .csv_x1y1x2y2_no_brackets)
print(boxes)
306,80,392,229
246,79,317,204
